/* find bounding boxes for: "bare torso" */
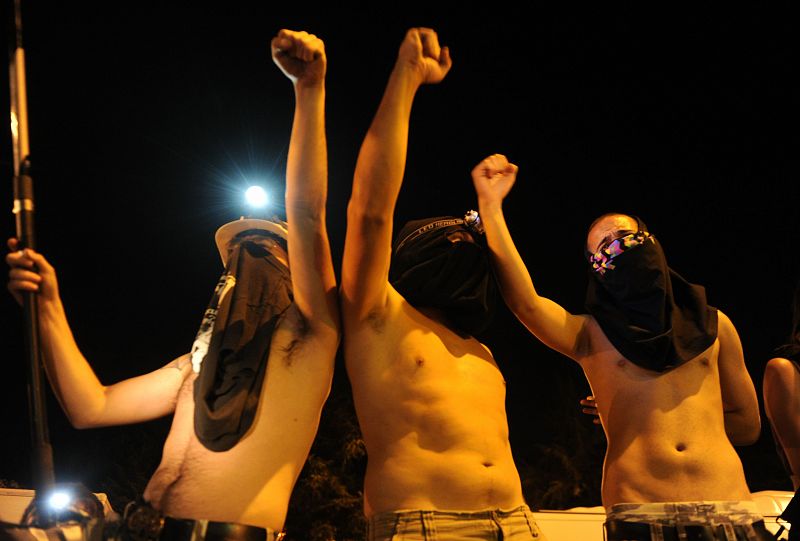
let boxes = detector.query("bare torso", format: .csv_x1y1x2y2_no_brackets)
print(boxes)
143,305,335,530
345,292,526,517
579,317,753,508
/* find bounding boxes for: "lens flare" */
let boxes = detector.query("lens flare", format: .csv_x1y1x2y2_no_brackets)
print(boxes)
47,490,72,511
245,186,269,208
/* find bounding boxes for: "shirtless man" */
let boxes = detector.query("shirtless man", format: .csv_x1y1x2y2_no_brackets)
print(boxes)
471,153,773,540
6,29,338,539
340,28,544,540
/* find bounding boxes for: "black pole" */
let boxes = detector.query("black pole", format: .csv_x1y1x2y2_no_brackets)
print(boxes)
8,0,55,492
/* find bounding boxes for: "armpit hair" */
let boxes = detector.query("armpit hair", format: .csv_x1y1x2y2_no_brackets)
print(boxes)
366,308,386,333
279,310,311,365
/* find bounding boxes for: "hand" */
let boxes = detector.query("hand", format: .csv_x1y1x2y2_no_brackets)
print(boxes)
271,29,326,87
580,395,601,425
471,153,518,206
6,238,59,306
396,27,452,85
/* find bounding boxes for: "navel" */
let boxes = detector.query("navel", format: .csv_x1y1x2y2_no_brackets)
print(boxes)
676,443,687,452
415,358,425,368
482,461,494,468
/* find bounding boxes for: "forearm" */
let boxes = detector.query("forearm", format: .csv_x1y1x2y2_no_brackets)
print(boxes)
284,81,339,333
349,65,422,218
717,311,761,446
723,407,761,446
478,199,542,314
477,195,585,359
286,82,327,216
37,299,109,428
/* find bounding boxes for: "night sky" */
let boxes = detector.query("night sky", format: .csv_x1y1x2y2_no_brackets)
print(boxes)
1,2,797,509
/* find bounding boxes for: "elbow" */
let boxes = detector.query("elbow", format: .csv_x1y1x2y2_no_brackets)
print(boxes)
726,413,761,446
68,412,99,430
67,401,108,429
63,392,109,430
286,199,326,219
742,416,762,445
731,428,760,447
346,190,392,224
503,292,538,322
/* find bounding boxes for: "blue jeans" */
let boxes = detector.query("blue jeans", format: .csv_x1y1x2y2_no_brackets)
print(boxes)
366,505,544,540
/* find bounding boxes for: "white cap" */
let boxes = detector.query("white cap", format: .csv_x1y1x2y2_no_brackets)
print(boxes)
214,217,288,266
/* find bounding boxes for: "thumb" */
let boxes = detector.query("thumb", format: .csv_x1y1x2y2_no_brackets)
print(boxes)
23,249,53,274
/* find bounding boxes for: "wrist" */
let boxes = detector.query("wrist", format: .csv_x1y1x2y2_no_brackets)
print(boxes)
478,198,503,214
294,78,325,95
390,62,425,90
38,295,66,321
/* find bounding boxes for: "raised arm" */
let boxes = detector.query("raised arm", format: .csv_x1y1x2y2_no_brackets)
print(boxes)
340,27,452,321
6,239,188,428
272,29,338,340
716,309,761,445
472,154,589,360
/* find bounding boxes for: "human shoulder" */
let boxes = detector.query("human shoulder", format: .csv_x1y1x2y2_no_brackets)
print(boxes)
716,309,738,341
162,353,193,374
766,356,800,375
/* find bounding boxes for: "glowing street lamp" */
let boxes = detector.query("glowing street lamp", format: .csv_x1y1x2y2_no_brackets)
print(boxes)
244,185,269,209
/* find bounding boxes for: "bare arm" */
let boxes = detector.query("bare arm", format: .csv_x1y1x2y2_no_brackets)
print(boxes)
340,27,452,322
472,154,589,360
7,240,187,428
716,309,761,445
763,356,800,488
272,29,339,341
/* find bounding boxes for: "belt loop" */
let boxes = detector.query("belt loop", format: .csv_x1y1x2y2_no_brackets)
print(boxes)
190,520,208,541
395,513,401,539
489,509,502,541
650,523,664,541
522,508,539,538
720,523,737,541
421,510,436,541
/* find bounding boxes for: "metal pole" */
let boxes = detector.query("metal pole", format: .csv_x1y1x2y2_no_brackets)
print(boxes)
8,0,55,492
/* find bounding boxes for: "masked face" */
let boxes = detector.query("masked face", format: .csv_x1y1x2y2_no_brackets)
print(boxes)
583,218,718,372
586,214,639,258
194,237,293,451
227,232,288,270
389,216,498,336
588,231,669,331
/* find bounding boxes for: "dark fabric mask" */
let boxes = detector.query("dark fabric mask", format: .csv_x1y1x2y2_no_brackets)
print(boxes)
389,215,498,336
193,239,293,451
585,229,717,372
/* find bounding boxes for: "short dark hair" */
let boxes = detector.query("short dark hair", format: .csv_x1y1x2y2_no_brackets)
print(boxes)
586,212,637,237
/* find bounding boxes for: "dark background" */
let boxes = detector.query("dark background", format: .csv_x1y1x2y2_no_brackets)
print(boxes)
0,0,797,532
